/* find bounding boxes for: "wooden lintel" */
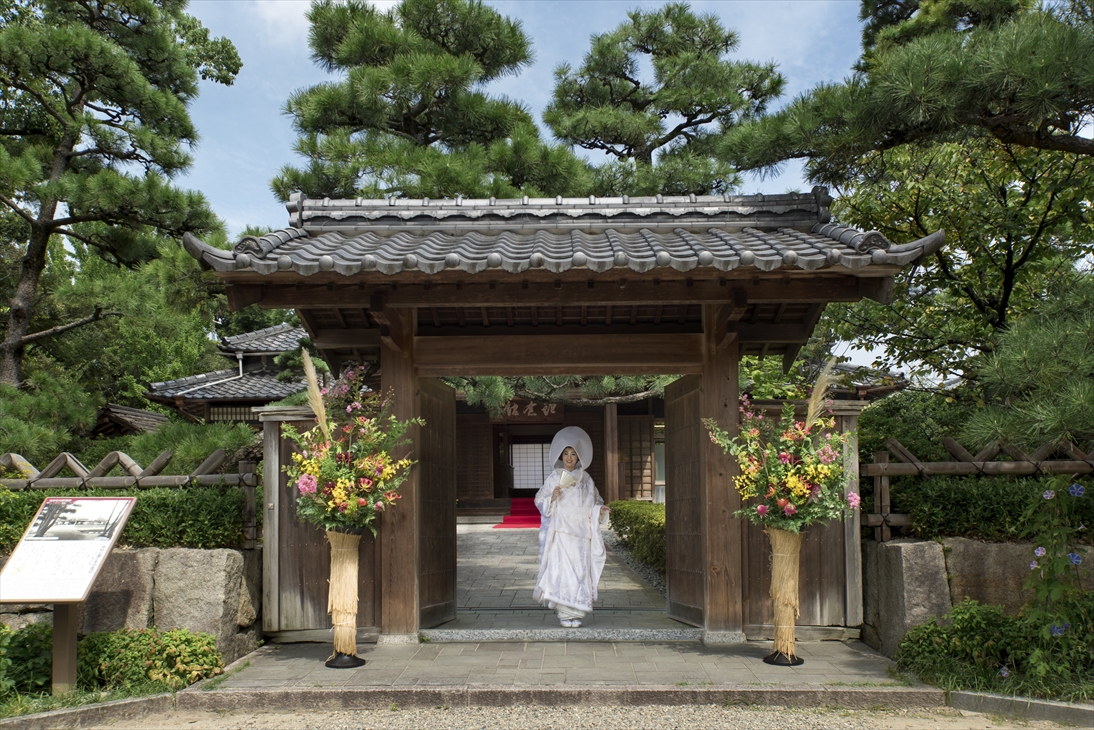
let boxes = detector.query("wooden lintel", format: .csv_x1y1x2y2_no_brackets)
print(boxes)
368,293,409,352
311,329,381,350
253,277,870,309
414,334,704,377
735,322,811,343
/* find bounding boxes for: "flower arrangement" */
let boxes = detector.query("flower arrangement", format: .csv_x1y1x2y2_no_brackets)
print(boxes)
282,356,423,535
704,392,855,533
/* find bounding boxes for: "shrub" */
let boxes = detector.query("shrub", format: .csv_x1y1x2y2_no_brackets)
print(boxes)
896,596,1094,701
858,390,974,465
75,421,257,476
0,622,52,695
884,475,1094,543
0,486,245,554
608,500,666,574
0,627,11,695
78,628,223,691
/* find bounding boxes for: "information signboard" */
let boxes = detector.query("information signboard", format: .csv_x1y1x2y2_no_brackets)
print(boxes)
0,496,136,603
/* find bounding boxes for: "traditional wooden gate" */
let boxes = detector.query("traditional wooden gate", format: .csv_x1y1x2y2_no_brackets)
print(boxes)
416,378,458,628
664,375,704,627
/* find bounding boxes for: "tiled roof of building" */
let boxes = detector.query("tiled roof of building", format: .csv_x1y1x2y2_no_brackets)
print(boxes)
148,369,306,401
91,404,169,437
221,323,306,353
183,191,944,278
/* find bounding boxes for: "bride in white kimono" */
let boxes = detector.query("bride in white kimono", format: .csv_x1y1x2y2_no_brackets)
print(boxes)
532,427,610,627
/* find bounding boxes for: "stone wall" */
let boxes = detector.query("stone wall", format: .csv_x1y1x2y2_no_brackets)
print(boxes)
862,538,1093,657
0,548,262,665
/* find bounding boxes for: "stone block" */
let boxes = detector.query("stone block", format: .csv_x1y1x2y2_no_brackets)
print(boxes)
860,540,880,651
237,548,261,628
942,538,1034,613
0,610,51,631
152,548,244,662
79,548,159,634
874,539,950,657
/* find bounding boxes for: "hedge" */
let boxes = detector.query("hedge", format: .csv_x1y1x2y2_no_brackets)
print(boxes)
880,474,1094,543
0,486,246,554
608,500,665,574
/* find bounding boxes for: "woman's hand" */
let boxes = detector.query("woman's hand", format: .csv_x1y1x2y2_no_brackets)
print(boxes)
552,486,562,501
599,506,610,516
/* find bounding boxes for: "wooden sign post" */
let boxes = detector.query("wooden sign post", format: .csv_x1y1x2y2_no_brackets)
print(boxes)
0,497,136,695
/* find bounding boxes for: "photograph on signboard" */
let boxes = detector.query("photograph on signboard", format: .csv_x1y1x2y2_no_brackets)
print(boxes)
24,497,131,541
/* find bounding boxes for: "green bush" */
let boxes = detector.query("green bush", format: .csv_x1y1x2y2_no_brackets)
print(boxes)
75,421,257,476
78,628,223,691
0,486,245,554
884,475,1094,543
608,500,666,574
0,627,11,695
897,597,1094,701
858,390,974,465
0,622,52,695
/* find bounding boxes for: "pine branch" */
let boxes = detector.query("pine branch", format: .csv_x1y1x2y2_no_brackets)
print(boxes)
18,306,122,346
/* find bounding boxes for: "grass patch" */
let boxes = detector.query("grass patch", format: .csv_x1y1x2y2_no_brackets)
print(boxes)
199,661,250,692
0,685,166,720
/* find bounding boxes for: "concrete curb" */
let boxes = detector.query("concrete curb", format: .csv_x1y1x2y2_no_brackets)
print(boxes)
0,693,173,730
949,691,1094,726
174,685,945,711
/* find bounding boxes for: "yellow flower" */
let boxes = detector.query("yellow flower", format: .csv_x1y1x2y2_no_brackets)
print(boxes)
785,473,810,499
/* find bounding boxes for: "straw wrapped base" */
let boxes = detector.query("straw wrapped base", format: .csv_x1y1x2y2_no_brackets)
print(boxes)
326,528,364,667
766,527,804,666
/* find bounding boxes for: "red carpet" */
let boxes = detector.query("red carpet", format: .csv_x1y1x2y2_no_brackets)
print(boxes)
493,497,541,529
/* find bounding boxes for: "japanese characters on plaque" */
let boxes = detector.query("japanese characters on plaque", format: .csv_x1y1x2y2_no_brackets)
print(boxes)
493,399,564,423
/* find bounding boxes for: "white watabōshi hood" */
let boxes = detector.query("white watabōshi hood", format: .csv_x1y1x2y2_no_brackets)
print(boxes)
549,427,594,470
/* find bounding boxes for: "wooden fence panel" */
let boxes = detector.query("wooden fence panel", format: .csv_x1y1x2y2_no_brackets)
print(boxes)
664,375,704,627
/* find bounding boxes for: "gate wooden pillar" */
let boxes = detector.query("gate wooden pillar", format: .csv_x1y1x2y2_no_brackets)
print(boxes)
379,308,420,642
700,304,744,640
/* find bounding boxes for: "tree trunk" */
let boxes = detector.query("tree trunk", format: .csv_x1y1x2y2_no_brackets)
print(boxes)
0,223,55,386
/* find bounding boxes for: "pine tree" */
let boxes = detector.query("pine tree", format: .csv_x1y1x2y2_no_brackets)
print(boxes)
0,0,241,385
543,2,783,196
722,0,1094,183
272,0,590,201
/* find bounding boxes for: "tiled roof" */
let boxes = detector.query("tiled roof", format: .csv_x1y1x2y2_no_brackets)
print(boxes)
148,369,306,401
222,323,306,353
91,404,168,437
183,191,944,278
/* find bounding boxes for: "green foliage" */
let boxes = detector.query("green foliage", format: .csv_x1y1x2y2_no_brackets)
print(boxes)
739,356,809,400
0,486,247,554
827,139,1094,380
964,272,1094,452
608,500,666,574
0,360,98,463
886,475,1093,543
78,628,223,692
896,596,1094,701
445,375,679,415
0,0,241,384
545,2,782,195
0,622,51,695
723,1,1094,181
858,389,973,464
0,626,11,695
273,0,589,200
76,421,257,477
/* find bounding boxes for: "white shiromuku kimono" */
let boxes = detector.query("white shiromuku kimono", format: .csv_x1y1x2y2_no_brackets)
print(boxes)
532,427,608,619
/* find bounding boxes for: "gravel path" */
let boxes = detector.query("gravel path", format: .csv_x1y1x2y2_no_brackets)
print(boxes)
88,705,1062,730
602,528,666,598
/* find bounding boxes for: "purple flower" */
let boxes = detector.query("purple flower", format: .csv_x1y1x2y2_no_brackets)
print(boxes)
1043,490,1056,500
1069,483,1085,497
1068,552,1082,565
1030,560,1039,570
999,666,1009,678
1034,546,1046,557
297,474,318,495
1050,624,1070,637
756,504,769,517
783,503,797,516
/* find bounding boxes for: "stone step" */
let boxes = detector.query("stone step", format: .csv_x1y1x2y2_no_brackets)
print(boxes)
419,627,704,642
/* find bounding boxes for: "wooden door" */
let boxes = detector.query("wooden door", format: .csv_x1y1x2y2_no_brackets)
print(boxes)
417,378,458,628
664,376,703,627
619,416,655,500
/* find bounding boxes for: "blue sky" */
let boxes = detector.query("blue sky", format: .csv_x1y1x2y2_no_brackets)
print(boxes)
182,0,864,236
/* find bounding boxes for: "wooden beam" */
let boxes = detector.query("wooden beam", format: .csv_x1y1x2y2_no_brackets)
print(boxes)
226,284,264,311
311,329,381,350
253,277,878,309
369,293,409,352
604,404,620,503
414,334,704,376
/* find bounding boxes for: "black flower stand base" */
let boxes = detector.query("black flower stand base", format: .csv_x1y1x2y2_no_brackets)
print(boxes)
763,651,804,667
325,652,366,669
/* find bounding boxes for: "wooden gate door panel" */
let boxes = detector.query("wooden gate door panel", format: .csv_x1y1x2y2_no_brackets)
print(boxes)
277,420,378,632
664,375,703,627
417,378,458,628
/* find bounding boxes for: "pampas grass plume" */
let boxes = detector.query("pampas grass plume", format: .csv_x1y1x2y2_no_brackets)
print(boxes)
805,358,838,429
302,349,329,441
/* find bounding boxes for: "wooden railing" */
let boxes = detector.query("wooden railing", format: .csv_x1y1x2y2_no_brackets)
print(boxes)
0,450,258,549
861,438,1094,542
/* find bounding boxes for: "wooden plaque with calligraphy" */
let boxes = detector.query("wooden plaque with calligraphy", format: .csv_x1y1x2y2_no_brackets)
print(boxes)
491,399,565,424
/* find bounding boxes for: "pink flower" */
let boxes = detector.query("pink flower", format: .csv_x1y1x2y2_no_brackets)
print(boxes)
756,505,769,516
783,503,797,516
778,452,792,464
297,474,318,495
847,492,860,509
374,501,385,512
321,388,329,395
